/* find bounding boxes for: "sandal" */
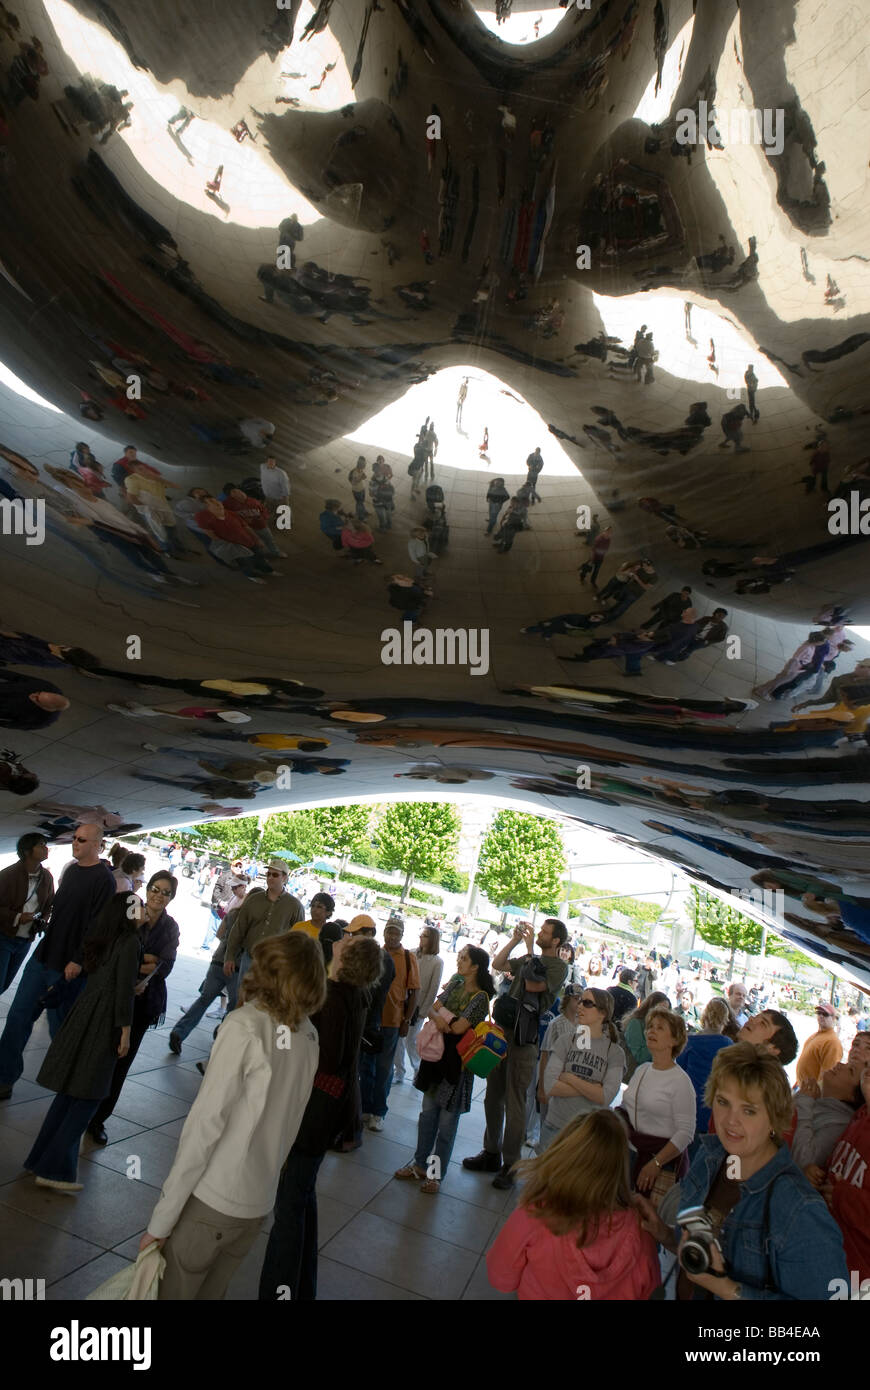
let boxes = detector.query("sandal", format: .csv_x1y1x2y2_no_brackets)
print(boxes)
420,1178,440,1195
394,1163,427,1181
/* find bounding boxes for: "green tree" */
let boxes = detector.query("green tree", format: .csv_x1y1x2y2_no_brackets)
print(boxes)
375,802,460,901
259,810,324,865
159,818,260,859
690,885,766,975
477,811,565,916
311,805,372,883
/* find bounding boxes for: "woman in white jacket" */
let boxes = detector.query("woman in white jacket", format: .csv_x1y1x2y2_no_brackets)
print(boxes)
140,932,326,1299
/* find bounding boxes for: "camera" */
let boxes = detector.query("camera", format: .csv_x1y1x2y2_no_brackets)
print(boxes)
677,1205,722,1276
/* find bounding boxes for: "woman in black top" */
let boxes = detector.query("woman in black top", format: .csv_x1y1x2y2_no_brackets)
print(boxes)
88,871,179,1144
24,895,141,1189
258,933,382,1300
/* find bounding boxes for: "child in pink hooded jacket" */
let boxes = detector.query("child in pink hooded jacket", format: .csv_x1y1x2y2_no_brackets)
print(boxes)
487,1110,660,1301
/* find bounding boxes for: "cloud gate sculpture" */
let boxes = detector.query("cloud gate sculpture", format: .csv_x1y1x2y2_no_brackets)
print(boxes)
1,0,869,988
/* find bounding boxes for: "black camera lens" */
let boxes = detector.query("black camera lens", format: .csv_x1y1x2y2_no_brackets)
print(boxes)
680,1241,710,1276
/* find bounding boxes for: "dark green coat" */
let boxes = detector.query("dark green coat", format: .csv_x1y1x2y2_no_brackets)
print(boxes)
37,930,140,1100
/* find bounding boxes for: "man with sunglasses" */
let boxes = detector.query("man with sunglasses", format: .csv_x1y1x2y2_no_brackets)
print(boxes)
796,1002,843,1090
0,822,115,1099
223,858,303,989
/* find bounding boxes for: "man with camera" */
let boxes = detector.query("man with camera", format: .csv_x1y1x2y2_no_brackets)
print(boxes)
464,918,568,1189
0,833,54,996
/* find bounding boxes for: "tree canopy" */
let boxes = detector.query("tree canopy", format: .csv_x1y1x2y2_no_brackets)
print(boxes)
375,802,460,900
477,811,565,913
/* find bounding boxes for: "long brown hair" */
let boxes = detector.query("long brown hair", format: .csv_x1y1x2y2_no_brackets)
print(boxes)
515,1110,636,1248
581,985,620,1044
624,989,669,1027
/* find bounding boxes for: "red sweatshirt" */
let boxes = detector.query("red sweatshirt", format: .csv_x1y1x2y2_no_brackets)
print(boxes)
225,495,269,530
487,1206,660,1301
827,1105,870,1280
195,509,261,549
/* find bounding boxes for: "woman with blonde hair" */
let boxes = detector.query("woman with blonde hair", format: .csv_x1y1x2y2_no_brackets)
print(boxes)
635,1043,848,1300
677,995,734,1152
259,932,382,1301
487,1109,660,1300
140,932,327,1300
619,1006,696,1195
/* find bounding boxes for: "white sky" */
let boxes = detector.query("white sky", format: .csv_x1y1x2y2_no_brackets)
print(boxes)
346,363,580,476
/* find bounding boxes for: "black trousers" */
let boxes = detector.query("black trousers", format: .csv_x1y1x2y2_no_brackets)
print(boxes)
90,996,151,1128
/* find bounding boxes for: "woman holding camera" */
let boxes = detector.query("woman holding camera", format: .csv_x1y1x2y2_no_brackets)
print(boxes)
634,1042,848,1300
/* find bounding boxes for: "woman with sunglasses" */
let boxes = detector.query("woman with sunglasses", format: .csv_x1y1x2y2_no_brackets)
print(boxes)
538,986,625,1151
86,872,180,1146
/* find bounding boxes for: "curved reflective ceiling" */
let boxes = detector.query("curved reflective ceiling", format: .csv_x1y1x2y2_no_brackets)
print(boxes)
1,0,869,984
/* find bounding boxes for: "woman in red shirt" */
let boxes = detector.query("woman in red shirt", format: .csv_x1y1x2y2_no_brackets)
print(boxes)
194,497,275,583
222,486,286,557
340,519,383,565
487,1109,659,1300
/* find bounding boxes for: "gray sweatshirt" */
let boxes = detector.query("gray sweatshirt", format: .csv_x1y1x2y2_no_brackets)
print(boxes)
543,1030,625,1133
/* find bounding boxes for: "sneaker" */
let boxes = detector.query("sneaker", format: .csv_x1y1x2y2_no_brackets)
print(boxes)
367,1115,385,1132
245,575,266,584
195,1061,206,1076
361,1113,372,1126
141,742,158,752
492,1166,515,1190
87,1124,108,1146
462,1150,501,1172
144,573,169,584
168,1031,182,1055
35,1176,83,1192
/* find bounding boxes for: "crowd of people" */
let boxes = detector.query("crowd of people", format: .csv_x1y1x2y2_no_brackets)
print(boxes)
1,830,866,1302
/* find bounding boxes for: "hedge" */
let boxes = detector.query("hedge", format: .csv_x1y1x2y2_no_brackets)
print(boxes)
336,869,443,907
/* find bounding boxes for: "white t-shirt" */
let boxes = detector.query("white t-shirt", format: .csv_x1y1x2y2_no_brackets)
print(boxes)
260,462,290,499
621,1061,697,1151
239,418,275,447
16,871,42,938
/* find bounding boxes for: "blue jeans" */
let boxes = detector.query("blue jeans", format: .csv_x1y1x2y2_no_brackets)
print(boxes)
0,935,31,996
414,1091,461,1175
359,1026,399,1117
486,501,502,533
0,956,70,1086
352,490,368,520
174,962,238,1042
200,908,222,950
256,527,282,556
25,1092,101,1182
258,1150,324,1301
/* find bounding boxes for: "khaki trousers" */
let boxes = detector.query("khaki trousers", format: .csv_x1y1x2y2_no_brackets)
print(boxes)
158,1194,263,1300
482,1040,538,1170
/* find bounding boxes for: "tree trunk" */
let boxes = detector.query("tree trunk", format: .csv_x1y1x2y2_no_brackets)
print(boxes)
401,869,413,902
728,944,736,976
336,852,349,886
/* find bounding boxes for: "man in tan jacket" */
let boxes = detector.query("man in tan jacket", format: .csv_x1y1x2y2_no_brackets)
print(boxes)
224,859,303,987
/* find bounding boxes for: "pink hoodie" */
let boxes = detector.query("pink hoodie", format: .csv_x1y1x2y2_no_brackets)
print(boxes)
487,1206,660,1301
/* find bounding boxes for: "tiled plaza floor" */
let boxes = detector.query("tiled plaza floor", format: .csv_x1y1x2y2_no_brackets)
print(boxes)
0,953,521,1300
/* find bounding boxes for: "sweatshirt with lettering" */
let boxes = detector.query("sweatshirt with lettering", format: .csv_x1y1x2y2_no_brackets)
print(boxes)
827,1104,870,1280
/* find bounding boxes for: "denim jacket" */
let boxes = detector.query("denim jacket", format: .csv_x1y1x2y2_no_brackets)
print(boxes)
675,1135,848,1300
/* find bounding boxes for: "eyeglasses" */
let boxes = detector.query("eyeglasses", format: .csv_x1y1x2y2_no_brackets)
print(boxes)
579,998,599,1007
148,886,172,897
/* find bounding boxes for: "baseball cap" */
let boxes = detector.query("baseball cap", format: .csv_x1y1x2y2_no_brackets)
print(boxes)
815,1003,836,1016
345,914,376,934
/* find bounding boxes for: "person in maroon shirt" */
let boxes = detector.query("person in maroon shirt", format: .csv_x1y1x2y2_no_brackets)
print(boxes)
579,526,613,588
222,486,286,557
194,497,275,583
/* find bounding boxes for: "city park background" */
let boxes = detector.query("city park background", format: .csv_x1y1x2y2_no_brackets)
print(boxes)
111,797,868,1038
